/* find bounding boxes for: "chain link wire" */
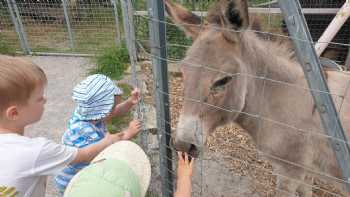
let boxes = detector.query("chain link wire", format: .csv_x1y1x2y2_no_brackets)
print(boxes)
2,0,350,196
132,0,350,197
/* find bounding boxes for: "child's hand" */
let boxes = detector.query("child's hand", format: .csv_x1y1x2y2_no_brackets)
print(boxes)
128,88,141,105
174,152,193,197
105,132,124,144
123,120,142,140
177,152,194,178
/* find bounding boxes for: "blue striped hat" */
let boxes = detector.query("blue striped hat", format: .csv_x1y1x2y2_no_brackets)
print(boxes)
72,74,123,120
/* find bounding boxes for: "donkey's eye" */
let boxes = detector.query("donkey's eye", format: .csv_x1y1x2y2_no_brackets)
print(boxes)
211,76,232,91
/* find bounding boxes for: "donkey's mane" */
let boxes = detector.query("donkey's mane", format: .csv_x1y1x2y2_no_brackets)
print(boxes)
207,3,222,24
206,2,301,83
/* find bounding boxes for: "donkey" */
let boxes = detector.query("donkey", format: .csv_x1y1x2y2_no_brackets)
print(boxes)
165,0,350,196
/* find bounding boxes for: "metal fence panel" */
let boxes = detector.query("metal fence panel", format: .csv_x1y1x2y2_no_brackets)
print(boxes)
1,0,24,53
1,0,123,54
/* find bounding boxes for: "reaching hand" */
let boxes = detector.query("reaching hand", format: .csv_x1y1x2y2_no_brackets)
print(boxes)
174,152,194,197
105,132,124,144
177,152,194,178
123,120,142,140
129,88,141,105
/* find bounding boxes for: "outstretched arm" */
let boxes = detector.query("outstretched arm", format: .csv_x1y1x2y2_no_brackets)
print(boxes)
71,119,142,164
70,132,123,164
174,152,194,197
110,88,140,117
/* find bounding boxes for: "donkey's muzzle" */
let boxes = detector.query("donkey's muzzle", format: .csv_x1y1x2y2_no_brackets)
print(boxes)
173,139,199,158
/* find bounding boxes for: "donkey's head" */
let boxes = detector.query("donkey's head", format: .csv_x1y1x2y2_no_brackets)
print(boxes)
166,0,251,156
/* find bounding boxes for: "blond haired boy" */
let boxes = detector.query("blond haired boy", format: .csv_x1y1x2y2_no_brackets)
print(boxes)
0,55,141,197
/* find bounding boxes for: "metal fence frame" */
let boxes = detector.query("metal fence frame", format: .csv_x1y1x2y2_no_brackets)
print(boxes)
6,0,30,54
147,1,174,196
278,0,350,192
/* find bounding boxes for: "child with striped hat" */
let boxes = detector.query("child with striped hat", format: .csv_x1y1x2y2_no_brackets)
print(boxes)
54,74,142,194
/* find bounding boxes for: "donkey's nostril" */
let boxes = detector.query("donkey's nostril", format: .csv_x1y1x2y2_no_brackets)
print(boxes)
188,144,199,158
173,139,200,158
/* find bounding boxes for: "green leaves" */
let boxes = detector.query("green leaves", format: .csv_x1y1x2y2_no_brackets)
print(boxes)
90,44,130,80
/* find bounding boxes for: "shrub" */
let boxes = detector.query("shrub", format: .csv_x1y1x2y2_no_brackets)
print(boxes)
90,44,130,80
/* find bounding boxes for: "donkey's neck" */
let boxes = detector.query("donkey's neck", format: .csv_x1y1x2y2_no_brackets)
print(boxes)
236,32,304,140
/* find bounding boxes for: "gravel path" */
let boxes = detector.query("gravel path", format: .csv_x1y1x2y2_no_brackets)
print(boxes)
24,56,94,197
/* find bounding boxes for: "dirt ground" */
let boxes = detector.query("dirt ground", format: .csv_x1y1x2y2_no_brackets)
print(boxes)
24,56,94,197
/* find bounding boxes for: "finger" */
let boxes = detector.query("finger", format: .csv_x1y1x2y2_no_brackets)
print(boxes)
133,88,140,94
177,152,184,163
184,152,189,164
177,151,182,158
189,157,194,168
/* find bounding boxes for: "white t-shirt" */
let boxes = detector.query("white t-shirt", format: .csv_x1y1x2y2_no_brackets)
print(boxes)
0,133,78,197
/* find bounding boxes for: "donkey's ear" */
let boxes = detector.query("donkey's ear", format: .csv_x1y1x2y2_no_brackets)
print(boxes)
164,0,202,39
218,0,250,42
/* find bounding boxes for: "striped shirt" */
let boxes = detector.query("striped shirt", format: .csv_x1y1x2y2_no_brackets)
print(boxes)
54,110,106,194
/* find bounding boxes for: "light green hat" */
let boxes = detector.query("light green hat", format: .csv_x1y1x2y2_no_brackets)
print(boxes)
64,141,151,197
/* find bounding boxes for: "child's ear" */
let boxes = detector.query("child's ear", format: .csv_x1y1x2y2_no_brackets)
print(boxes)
5,106,19,121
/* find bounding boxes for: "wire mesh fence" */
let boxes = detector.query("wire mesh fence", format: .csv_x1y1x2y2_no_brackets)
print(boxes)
130,0,350,197
1,0,350,196
0,0,124,54
290,0,350,65
2,0,348,60
0,0,21,52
